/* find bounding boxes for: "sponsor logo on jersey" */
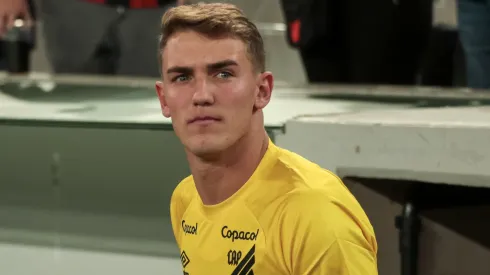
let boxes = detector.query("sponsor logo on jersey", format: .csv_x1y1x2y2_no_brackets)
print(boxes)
231,245,255,275
221,226,259,242
182,220,198,235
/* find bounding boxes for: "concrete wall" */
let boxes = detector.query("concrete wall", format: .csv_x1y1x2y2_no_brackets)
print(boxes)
0,125,187,274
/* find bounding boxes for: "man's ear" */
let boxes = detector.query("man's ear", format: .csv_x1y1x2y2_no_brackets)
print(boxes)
155,81,171,118
254,71,274,110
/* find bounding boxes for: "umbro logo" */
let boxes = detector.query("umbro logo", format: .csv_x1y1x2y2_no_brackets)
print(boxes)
181,251,190,268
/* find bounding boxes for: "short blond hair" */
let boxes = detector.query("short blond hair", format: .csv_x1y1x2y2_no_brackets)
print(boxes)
158,3,265,74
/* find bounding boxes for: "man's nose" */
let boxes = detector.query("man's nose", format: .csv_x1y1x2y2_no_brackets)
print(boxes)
192,78,215,106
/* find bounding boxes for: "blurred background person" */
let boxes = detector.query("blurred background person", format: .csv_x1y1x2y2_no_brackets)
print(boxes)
280,0,433,85
1,0,185,77
2,0,488,87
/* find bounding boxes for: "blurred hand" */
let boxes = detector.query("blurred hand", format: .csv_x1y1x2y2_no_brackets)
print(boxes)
177,0,186,5
0,0,32,37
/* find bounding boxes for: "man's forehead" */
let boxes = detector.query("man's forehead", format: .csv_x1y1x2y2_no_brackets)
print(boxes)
166,30,244,48
163,31,249,68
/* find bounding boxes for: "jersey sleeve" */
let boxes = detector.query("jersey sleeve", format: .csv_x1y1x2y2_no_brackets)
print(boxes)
278,188,378,275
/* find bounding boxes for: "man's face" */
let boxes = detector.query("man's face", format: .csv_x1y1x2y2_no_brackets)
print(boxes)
156,30,272,158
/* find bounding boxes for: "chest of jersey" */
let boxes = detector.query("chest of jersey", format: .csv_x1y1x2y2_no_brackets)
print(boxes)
178,204,279,274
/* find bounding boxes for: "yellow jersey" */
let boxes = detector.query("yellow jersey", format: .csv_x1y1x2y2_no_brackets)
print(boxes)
170,139,378,275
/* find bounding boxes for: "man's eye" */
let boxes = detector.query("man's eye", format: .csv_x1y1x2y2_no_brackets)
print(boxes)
216,71,232,79
173,75,190,82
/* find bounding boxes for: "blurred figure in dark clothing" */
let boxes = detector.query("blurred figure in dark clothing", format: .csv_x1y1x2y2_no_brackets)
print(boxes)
280,0,432,85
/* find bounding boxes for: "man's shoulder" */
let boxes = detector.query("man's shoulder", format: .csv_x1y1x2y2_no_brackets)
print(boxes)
273,145,341,188
266,146,360,218
171,175,197,207
277,176,369,229
278,186,377,248
273,147,374,233
280,188,338,212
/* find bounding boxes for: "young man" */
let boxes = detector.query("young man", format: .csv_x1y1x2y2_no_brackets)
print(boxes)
155,3,378,274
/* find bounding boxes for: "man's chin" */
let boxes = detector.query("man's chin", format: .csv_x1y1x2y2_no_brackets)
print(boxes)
185,137,225,158
188,147,224,162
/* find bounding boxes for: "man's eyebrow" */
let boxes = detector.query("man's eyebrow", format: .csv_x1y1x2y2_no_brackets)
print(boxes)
166,66,193,75
207,60,238,71
165,60,238,75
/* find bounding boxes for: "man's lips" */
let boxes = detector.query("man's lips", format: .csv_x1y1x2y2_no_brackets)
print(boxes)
188,116,221,124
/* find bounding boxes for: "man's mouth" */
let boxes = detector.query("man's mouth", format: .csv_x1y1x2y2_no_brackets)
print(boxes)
188,116,221,124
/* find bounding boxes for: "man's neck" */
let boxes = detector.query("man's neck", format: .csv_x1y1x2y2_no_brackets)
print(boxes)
188,129,269,206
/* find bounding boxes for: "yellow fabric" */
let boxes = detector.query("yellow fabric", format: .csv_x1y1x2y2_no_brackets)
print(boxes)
170,139,378,275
